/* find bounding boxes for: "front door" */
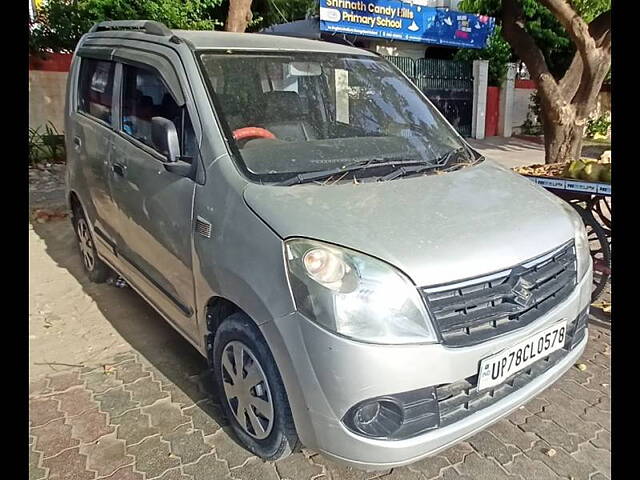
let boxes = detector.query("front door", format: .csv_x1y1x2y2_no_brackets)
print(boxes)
108,60,199,340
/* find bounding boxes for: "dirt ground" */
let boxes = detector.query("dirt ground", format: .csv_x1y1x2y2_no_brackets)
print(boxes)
28,163,207,382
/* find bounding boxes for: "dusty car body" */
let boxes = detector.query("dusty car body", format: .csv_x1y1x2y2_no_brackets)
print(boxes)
65,20,592,470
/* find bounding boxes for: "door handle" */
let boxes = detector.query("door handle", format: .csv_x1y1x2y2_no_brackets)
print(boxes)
112,162,126,177
73,136,82,151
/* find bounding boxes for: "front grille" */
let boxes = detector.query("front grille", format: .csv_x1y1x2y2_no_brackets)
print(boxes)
436,308,588,427
422,241,577,347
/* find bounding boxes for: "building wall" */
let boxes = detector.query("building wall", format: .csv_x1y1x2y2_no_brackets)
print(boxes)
512,86,536,133
30,70,68,132
511,80,611,134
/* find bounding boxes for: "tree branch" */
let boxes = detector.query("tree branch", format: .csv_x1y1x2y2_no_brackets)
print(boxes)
559,10,612,102
501,0,562,104
538,0,596,58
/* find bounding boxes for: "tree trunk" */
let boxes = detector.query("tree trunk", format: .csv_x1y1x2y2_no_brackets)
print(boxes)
501,0,610,165
225,0,253,32
541,108,584,164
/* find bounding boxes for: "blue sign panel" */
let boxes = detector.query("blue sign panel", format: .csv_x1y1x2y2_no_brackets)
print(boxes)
320,0,495,49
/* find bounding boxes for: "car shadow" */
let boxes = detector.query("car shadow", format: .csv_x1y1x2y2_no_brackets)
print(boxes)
29,217,236,436
589,305,611,331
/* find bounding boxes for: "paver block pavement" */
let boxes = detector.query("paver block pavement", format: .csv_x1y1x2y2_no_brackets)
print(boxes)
206,429,256,468
69,409,115,444
111,409,159,446
182,453,230,480
406,454,449,479
80,434,133,477
274,453,324,480
48,370,83,392
162,425,212,464
41,448,95,480
124,376,169,407
30,397,63,428
125,435,180,478
231,457,280,480
30,326,610,480
94,387,139,419
32,417,80,459
54,387,95,417
467,430,520,465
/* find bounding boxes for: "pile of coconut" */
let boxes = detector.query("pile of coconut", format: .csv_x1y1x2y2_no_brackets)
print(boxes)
513,150,611,183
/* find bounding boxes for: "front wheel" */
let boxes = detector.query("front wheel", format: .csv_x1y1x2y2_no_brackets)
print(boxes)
212,313,299,460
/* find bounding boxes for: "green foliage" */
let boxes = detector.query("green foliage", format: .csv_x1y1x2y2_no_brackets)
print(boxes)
457,0,611,79
30,0,224,54
249,0,318,31
29,122,66,165
454,26,512,86
585,112,611,138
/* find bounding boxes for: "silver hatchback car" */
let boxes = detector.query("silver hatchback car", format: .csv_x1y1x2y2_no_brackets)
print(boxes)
65,20,592,470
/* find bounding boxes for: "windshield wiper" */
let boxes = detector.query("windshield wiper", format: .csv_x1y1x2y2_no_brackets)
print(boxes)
277,158,430,186
378,163,443,181
377,146,478,182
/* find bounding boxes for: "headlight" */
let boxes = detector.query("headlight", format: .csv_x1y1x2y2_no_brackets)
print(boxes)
284,238,437,344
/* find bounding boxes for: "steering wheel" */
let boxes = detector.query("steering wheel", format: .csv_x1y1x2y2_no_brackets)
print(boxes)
232,127,277,144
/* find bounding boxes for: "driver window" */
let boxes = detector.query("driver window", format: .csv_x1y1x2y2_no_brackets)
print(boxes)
121,64,195,162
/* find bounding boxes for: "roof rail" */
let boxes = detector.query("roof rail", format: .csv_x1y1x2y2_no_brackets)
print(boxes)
89,20,173,37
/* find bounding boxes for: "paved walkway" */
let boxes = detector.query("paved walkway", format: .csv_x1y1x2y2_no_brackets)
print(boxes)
468,137,545,169
29,165,611,480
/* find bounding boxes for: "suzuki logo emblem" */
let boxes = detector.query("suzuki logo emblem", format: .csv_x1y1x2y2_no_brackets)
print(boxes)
511,278,535,307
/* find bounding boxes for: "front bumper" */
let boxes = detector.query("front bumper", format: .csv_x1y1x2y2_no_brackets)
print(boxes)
260,266,592,470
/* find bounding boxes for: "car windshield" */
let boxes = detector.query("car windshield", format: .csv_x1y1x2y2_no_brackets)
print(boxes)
198,52,471,183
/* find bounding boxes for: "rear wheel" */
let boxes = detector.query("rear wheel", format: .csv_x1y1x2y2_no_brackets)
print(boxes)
212,313,299,460
72,206,110,283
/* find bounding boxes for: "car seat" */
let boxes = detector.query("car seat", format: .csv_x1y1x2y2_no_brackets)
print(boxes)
260,91,319,142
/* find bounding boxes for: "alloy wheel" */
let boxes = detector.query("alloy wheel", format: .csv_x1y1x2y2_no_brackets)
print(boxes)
76,217,95,271
220,340,274,440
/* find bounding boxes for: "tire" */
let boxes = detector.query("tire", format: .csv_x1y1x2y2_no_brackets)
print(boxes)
574,205,611,302
71,205,111,283
212,313,299,461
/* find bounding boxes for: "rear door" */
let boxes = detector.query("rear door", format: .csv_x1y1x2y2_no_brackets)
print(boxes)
107,49,200,341
68,54,121,246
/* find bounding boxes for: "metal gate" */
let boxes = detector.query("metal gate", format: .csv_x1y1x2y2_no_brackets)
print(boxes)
385,57,474,137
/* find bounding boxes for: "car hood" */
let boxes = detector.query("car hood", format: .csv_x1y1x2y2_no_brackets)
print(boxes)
243,160,576,287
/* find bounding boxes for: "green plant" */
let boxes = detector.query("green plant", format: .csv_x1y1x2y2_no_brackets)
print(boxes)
29,122,66,165
29,0,224,55
454,26,512,86
458,0,610,79
520,91,543,135
585,113,611,139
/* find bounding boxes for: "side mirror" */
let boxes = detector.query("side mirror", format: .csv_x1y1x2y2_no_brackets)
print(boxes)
151,117,180,163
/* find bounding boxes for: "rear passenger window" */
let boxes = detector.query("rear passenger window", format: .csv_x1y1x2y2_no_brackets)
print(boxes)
78,58,116,123
121,64,195,162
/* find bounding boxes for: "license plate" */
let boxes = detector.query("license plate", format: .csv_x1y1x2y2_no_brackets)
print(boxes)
477,321,568,391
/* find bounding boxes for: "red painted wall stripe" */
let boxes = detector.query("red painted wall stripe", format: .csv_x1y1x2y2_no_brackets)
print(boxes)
515,78,536,89
29,53,72,72
485,86,500,137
